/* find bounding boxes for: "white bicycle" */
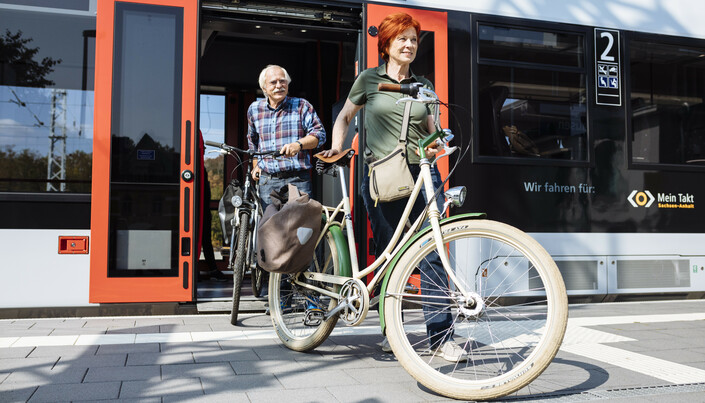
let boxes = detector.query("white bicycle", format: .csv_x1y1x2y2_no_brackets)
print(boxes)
267,83,568,401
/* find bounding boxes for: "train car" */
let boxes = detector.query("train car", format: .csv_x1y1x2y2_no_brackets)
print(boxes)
1,0,705,311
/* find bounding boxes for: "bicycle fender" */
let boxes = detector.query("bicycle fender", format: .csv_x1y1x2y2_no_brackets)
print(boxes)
378,212,486,334
328,224,352,278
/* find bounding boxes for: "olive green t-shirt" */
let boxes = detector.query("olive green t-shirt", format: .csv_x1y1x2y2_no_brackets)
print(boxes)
348,64,433,164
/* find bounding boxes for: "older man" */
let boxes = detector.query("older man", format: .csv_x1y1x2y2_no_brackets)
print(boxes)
247,64,326,208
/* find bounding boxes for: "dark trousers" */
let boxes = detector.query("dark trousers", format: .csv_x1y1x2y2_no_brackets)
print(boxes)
361,163,453,347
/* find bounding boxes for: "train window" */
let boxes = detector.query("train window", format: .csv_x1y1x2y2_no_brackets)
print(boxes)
479,25,584,68
630,39,705,167
0,2,95,193
476,24,587,162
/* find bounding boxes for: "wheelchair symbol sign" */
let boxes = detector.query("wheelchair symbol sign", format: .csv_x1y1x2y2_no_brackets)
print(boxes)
608,77,618,89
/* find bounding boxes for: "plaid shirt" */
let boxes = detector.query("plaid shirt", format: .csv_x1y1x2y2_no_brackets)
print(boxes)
247,96,326,174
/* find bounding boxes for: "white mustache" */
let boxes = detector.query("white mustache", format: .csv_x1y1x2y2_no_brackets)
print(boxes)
272,89,286,94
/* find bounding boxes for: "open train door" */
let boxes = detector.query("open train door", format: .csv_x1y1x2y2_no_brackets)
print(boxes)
358,4,449,266
90,0,198,303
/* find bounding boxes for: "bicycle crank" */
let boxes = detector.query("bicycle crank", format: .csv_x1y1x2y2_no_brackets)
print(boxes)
324,278,369,326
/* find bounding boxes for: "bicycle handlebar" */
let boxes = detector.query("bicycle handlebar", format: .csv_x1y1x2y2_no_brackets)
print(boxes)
205,140,281,157
377,82,440,108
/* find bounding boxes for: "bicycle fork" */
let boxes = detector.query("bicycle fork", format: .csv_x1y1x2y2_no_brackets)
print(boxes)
418,160,475,305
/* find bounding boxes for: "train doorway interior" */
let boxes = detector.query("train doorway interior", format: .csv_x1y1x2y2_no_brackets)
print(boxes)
195,1,361,303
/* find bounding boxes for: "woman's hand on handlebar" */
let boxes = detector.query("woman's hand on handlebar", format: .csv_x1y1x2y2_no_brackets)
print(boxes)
416,141,442,158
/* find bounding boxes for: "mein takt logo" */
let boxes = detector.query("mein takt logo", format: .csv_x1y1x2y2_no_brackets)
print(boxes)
628,190,695,209
627,190,655,208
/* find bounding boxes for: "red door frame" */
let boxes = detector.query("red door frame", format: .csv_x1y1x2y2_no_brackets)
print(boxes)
360,4,449,267
90,0,198,303
366,4,449,176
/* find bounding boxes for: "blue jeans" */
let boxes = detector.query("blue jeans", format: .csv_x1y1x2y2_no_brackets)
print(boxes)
362,163,453,347
257,171,312,210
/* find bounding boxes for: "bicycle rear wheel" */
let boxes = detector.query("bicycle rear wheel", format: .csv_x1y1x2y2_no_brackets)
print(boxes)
269,229,341,351
384,219,568,401
229,211,250,325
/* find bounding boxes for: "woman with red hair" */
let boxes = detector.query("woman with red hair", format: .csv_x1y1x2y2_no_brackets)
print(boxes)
321,13,466,362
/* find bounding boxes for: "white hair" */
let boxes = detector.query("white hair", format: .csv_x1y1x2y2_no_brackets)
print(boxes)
258,65,292,91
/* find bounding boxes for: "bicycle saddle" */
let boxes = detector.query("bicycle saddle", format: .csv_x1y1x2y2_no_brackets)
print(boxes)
314,148,356,166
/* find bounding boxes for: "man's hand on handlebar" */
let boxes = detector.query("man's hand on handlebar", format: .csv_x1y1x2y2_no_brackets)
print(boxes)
252,165,261,181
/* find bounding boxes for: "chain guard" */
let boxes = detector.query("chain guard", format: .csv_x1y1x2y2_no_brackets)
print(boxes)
338,278,369,326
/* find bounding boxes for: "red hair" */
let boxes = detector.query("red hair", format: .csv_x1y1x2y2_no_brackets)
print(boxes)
377,13,421,62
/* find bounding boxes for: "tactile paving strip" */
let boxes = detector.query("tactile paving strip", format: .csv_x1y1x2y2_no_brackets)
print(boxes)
500,382,705,401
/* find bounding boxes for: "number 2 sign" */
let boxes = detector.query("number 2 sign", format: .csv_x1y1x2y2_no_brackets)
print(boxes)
595,28,621,106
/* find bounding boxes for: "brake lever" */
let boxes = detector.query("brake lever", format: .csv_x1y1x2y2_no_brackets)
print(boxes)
431,146,458,167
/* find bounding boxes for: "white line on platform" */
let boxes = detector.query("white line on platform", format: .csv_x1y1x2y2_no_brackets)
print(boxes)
1,313,703,348
561,343,705,384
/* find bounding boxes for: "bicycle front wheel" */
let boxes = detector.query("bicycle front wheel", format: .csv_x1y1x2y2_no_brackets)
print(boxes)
230,211,251,325
269,229,341,351
384,219,568,401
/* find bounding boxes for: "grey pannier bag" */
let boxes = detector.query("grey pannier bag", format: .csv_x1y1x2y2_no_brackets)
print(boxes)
256,184,322,274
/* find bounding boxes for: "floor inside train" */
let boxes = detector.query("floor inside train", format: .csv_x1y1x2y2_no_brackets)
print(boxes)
196,253,268,314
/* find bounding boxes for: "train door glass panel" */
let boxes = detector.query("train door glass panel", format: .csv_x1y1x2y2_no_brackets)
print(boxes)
476,24,587,162
630,39,705,167
108,3,182,277
200,93,226,252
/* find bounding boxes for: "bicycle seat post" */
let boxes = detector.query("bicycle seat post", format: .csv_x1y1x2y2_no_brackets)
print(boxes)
336,163,359,274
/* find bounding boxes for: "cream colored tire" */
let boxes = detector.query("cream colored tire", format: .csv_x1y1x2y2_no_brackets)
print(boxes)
384,219,568,401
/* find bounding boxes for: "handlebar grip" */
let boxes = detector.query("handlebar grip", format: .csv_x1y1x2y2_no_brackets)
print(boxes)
377,82,421,97
378,83,401,92
205,140,222,148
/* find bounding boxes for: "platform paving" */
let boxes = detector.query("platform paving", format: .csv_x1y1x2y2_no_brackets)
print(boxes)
2,300,705,402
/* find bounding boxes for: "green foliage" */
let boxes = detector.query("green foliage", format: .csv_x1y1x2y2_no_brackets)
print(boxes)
0,29,62,87
205,154,224,200
0,145,91,192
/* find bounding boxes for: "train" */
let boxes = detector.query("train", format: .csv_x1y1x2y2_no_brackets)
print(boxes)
1,0,705,312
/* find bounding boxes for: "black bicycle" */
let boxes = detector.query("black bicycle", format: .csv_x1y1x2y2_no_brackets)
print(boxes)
206,140,279,325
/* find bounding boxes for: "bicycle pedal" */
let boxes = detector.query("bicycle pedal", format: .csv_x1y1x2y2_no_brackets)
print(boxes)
303,309,324,326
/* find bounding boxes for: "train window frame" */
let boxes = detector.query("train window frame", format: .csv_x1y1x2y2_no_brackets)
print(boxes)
471,16,591,168
626,32,705,172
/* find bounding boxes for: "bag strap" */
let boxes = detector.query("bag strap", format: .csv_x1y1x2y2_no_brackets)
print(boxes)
399,101,413,144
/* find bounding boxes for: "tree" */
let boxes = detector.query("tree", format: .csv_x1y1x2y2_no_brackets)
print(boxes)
0,29,61,87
